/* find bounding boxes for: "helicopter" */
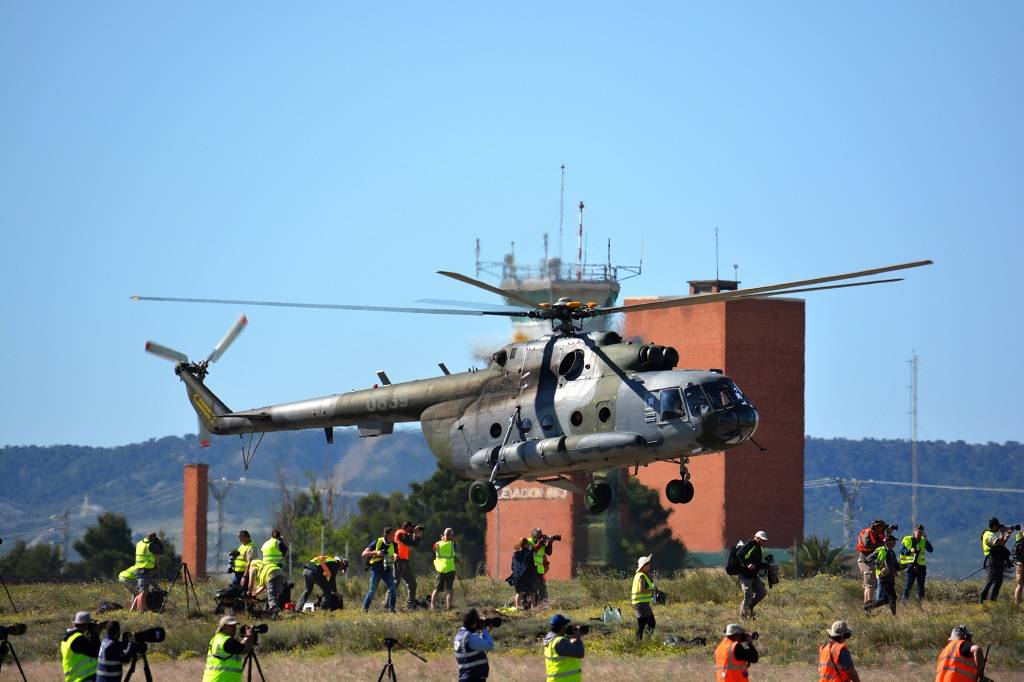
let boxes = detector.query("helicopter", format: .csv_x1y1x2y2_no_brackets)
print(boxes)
135,259,931,514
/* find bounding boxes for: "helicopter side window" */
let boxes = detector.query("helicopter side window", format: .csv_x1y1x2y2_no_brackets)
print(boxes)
684,386,711,418
659,388,686,422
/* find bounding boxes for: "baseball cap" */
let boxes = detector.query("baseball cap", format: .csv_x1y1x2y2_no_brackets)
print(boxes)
950,625,972,641
549,614,571,630
754,530,768,541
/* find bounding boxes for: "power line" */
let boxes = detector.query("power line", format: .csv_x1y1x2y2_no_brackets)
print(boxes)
805,477,1024,495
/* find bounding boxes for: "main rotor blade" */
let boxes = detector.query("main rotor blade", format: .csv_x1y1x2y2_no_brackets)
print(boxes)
598,259,932,316
416,297,533,311
131,295,528,318
436,271,540,309
743,278,904,298
144,341,189,363
207,314,248,364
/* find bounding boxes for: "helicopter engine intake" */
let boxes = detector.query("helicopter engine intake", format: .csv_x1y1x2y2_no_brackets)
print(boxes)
469,431,651,476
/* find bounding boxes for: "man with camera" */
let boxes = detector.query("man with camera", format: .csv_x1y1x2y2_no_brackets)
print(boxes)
116,532,164,613
60,611,101,682
362,526,399,613
864,535,902,616
453,608,496,682
244,558,286,615
96,620,138,681
855,520,887,606
715,623,758,681
631,554,657,641
818,620,860,682
980,517,1016,603
202,616,256,682
431,527,458,611
543,614,584,682
229,530,256,588
1013,528,1024,605
527,528,559,604
736,530,770,620
394,521,424,609
935,624,989,682
296,554,348,611
899,524,933,602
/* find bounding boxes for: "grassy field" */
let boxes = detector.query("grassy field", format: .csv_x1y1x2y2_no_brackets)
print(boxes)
2,570,1023,680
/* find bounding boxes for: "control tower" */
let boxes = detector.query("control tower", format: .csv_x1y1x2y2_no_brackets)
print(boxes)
475,202,641,340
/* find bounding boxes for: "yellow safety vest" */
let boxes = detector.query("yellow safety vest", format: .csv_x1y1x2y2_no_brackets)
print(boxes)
899,536,927,566
981,530,1001,557
61,630,98,682
135,538,156,570
873,547,893,577
367,538,395,568
202,631,243,682
631,571,654,605
434,539,456,573
528,537,547,576
233,542,254,573
261,537,284,566
118,567,138,581
249,559,281,589
544,635,582,682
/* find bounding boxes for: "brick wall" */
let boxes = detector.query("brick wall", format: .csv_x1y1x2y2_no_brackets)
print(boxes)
182,463,208,578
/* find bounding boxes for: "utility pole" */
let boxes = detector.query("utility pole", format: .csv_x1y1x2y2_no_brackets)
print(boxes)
909,351,919,527
208,479,234,568
833,478,862,548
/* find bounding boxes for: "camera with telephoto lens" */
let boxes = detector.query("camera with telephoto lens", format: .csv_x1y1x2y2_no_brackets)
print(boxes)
567,624,590,636
126,627,166,645
742,631,759,643
0,624,27,638
653,589,667,605
1003,524,1022,531
480,616,503,629
245,624,269,634
887,524,899,533
547,534,562,542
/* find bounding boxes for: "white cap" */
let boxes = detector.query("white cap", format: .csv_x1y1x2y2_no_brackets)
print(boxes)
218,616,239,629
950,625,972,641
73,611,92,625
637,554,653,570
724,623,745,636
754,530,768,541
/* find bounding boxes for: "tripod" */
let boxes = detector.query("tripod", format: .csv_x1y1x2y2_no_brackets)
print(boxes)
123,645,153,682
162,561,202,617
376,637,426,681
243,646,266,682
0,637,28,682
0,574,17,614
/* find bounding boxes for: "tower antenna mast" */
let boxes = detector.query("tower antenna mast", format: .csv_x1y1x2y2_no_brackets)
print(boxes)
558,164,565,263
909,351,919,527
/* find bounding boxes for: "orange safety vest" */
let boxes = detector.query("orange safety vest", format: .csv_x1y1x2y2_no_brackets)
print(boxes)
935,639,979,682
818,641,852,682
714,638,749,681
856,528,882,554
394,529,411,561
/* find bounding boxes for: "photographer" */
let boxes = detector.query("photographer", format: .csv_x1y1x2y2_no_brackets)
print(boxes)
60,611,100,682
936,625,988,682
296,554,348,611
864,535,901,616
506,537,538,610
260,529,288,569
230,530,256,587
855,520,887,606
453,608,495,682
117,532,164,613
202,616,255,682
1014,529,1024,606
980,517,1014,603
394,521,424,609
818,620,860,682
898,524,933,602
630,554,656,641
543,614,584,682
528,528,559,604
362,526,398,613
715,623,758,681
97,620,136,681
245,558,286,615
736,531,770,620
431,528,458,611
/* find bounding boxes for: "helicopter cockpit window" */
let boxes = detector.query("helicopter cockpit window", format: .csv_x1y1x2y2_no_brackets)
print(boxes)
703,379,747,409
684,385,711,418
659,388,686,421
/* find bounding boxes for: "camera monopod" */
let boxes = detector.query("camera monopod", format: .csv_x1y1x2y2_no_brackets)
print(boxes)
376,637,426,682
0,624,28,682
954,565,987,585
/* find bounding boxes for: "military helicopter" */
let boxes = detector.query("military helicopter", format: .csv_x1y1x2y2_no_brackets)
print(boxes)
134,259,931,514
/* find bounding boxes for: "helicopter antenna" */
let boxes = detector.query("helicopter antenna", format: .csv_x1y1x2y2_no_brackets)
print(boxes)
558,163,565,262
577,201,584,280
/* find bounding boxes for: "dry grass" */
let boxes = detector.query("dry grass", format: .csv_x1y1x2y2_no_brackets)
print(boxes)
2,571,1023,677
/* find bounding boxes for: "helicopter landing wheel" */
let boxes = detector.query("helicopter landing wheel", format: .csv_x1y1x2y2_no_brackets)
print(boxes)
666,479,695,504
469,480,498,512
584,482,613,513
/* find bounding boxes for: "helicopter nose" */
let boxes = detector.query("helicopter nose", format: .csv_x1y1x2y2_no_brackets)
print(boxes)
698,403,759,449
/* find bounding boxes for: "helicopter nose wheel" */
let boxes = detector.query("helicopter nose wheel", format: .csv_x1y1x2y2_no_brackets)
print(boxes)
584,482,613,514
666,457,695,504
469,480,498,512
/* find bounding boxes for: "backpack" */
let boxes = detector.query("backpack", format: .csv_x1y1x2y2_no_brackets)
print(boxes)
1013,537,1024,563
725,541,743,576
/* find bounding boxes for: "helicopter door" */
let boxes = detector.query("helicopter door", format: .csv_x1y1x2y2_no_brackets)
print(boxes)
658,388,687,422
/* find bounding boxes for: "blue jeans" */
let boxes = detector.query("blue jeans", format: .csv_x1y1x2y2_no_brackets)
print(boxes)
902,564,926,600
363,569,397,612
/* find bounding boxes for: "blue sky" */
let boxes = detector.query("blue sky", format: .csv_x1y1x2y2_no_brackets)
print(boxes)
1,3,1021,447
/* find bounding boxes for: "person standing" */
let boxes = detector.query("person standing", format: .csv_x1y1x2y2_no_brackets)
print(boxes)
899,525,933,602
818,620,860,682
362,526,398,613
934,625,985,682
1013,529,1024,606
864,535,901,616
736,530,770,619
96,620,136,682
855,520,887,606
527,528,556,604
453,607,495,682
202,616,255,682
631,554,657,641
431,527,457,611
715,623,758,681
393,522,423,608
979,517,1012,603
295,554,348,611
60,611,100,682
260,529,288,569
230,530,256,588
543,614,584,682
506,537,537,610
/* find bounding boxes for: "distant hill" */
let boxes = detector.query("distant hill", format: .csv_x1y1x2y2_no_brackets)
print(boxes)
2,433,1021,578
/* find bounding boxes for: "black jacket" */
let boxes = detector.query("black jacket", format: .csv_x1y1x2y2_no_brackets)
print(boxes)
737,541,768,579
